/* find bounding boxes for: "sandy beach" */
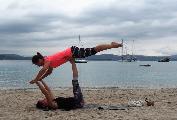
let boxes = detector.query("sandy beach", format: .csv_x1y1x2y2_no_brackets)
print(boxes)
0,88,177,120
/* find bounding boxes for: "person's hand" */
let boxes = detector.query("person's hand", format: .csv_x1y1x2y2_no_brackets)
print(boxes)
29,79,37,84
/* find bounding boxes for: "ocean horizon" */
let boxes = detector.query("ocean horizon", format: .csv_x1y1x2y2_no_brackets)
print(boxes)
0,60,177,90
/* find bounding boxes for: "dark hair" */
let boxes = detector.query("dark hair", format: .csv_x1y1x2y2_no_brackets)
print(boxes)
32,52,44,64
36,100,48,110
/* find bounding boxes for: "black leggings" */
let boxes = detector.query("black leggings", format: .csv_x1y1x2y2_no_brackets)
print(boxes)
71,46,97,58
72,80,84,107
54,80,84,110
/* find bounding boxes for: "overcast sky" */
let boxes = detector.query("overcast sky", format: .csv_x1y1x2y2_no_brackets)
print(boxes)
0,0,177,56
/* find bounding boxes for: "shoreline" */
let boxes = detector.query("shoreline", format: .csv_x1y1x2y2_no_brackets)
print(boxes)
1,86,177,91
0,88,177,120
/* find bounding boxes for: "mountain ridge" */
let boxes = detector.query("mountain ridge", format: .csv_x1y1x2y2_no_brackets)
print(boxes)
0,54,176,61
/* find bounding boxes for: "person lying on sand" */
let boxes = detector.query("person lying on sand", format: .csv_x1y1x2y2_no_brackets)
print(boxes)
35,79,84,111
33,55,84,110
29,42,122,84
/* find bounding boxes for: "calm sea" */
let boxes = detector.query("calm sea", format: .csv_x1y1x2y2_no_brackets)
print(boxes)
0,60,177,89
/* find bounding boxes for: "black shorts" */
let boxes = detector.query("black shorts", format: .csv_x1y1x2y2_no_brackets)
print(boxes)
71,46,97,58
54,80,84,111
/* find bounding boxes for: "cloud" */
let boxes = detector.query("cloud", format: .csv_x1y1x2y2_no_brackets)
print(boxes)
0,0,177,56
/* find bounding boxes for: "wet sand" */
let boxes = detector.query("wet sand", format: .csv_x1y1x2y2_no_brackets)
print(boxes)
0,88,177,120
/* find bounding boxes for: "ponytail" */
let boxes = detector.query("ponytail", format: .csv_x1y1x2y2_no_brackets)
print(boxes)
32,52,44,64
37,52,43,58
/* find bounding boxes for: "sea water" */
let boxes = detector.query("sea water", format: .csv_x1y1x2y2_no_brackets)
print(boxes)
0,60,177,89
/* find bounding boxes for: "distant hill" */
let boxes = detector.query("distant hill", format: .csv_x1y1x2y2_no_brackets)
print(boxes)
0,54,31,60
86,54,121,61
86,54,177,61
0,54,177,61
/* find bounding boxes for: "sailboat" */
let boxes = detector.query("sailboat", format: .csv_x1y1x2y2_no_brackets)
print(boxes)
121,39,137,62
158,57,170,62
74,35,88,63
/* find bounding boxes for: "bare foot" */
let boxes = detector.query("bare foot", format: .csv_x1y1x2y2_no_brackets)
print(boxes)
111,42,122,48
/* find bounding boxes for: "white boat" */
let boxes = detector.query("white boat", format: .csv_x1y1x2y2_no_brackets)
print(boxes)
75,59,88,63
158,57,170,62
120,39,137,62
75,35,88,63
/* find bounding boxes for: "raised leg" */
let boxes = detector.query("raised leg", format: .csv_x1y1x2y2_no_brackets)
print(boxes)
94,42,122,53
71,42,122,59
72,80,84,108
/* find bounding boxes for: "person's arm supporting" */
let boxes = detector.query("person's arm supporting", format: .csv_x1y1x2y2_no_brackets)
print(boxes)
39,67,53,80
69,58,78,79
35,61,51,80
30,61,52,84
41,80,55,100
36,81,57,109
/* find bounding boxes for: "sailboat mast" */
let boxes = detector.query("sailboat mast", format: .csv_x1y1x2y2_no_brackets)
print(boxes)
79,35,81,46
132,40,134,56
121,39,124,62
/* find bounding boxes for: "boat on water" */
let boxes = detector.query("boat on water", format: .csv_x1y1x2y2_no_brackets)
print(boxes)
158,57,170,62
74,35,88,63
75,59,88,63
120,39,137,62
124,54,137,62
139,64,151,67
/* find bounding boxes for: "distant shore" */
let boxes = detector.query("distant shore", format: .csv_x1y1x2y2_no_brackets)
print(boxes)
1,54,177,61
1,86,177,91
0,88,177,120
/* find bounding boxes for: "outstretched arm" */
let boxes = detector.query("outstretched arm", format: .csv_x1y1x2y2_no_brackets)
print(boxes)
35,61,51,79
40,80,55,99
36,81,57,109
38,67,53,81
30,62,53,84
69,58,78,80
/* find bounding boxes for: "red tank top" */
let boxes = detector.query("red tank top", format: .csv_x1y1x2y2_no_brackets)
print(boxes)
44,48,72,68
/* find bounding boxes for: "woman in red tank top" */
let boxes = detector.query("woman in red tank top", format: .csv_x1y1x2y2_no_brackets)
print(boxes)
29,42,122,84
